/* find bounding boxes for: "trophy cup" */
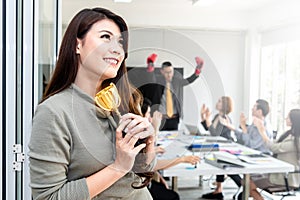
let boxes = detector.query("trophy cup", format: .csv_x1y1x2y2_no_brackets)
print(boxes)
94,83,121,118
95,82,147,146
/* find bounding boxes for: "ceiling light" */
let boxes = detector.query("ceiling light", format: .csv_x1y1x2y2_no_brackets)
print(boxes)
192,0,218,6
113,0,132,3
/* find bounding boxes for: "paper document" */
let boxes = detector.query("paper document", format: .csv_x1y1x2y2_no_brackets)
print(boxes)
213,151,247,167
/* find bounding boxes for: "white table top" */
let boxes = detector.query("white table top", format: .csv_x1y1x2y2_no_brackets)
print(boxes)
157,130,295,177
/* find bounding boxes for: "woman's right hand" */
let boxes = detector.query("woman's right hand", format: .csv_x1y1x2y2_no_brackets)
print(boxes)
180,155,200,165
152,111,162,132
200,104,206,120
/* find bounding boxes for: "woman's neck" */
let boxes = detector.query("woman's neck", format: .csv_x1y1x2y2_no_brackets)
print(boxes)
74,69,102,97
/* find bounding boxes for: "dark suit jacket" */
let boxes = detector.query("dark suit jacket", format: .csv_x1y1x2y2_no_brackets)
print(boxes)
149,71,199,118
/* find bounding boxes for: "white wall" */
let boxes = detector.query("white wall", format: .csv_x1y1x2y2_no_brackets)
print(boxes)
179,29,245,127
126,27,245,128
261,23,300,46
54,0,300,130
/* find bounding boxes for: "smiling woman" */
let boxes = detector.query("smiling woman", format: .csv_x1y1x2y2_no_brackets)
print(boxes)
29,7,156,200
75,19,125,85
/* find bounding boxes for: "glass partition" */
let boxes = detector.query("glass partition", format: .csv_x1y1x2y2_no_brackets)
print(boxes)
38,0,61,100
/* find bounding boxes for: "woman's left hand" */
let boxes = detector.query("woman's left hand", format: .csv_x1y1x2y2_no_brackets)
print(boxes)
120,113,155,139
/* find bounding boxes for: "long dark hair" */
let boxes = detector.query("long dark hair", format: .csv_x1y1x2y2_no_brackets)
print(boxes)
278,109,300,163
42,8,140,114
42,7,152,188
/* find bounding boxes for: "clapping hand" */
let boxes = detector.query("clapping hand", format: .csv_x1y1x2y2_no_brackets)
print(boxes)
219,115,235,131
219,115,229,126
200,104,210,121
239,113,248,133
151,111,162,133
253,117,269,142
253,117,265,133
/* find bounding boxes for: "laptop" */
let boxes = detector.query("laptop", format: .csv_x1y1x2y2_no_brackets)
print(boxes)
185,124,202,135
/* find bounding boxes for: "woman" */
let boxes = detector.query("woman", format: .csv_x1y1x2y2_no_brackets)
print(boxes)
29,8,156,200
200,96,234,140
200,96,236,199
255,109,300,189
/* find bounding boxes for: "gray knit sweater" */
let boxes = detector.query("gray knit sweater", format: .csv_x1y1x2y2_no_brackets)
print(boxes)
29,84,154,200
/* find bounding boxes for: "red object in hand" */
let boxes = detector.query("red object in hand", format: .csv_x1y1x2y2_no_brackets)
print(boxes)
195,56,204,75
147,53,157,64
147,53,158,72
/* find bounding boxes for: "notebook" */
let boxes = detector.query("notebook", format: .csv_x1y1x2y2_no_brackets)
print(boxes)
204,157,245,170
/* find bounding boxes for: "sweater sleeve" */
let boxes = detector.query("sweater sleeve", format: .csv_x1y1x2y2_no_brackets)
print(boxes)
29,104,90,200
266,137,296,154
234,129,248,145
201,120,209,131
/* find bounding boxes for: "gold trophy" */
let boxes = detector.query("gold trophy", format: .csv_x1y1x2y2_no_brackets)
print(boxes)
94,83,121,118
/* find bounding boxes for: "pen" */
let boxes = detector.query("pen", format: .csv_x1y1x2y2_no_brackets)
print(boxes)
192,151,197,168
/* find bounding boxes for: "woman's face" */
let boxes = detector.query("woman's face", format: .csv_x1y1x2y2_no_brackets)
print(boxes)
76,19,125,82
216,98,223,112
286,113,292,127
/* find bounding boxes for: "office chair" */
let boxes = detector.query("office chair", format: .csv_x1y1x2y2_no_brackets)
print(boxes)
274,170,300,200
256,170,300,200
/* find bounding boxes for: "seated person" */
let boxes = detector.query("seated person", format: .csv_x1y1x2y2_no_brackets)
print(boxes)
201,96,234,140
141,98,200,200
254,108,300,191
202,99,272,200
200,96,234,199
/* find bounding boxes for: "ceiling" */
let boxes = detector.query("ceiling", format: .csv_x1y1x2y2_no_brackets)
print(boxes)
53,0,300,30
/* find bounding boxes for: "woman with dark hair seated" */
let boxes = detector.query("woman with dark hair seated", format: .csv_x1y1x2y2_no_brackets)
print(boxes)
255,108,300,191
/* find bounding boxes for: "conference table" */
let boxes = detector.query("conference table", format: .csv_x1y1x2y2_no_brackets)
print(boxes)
157,130,295,200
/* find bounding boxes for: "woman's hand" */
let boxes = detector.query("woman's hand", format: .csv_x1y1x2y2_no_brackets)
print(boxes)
219,115,235,131
120,113,154,139
152,111,162,133
200,104,207,120
112,113,155,173
157,172,169,189
180,155,200,165
155,146,166,154
201,104,211,125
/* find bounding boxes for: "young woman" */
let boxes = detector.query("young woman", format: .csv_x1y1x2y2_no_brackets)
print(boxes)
255,108,300,189
200,96,235,200
200,96,234,140
29,8,156,200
